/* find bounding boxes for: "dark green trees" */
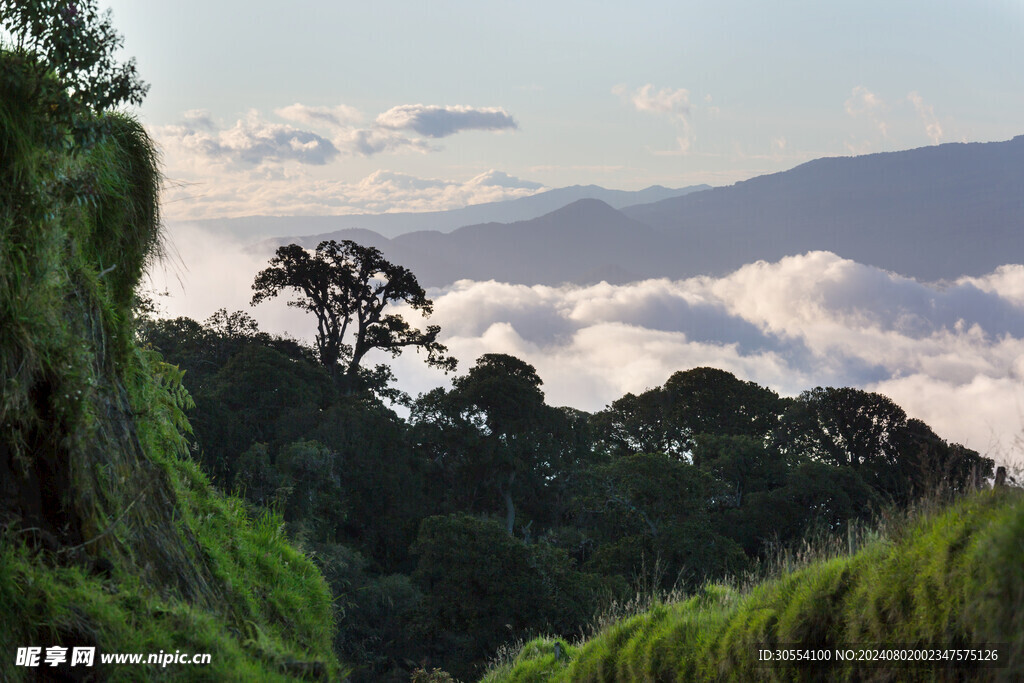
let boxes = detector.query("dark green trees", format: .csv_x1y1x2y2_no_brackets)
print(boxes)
412,354,578,535
593,366,784,460
410,514,602,680
251,240,455,387
777,387,993,504
139,303,997,680
571,452,747,590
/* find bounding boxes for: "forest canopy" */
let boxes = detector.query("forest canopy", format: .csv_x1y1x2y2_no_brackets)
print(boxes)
138,304,995,680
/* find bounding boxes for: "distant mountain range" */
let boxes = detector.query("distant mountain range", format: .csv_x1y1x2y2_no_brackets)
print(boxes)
191,184,708,240
253,136,1024,286
621,136,1024,282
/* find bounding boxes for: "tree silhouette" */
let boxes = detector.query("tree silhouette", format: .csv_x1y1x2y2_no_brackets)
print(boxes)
251,240,455,388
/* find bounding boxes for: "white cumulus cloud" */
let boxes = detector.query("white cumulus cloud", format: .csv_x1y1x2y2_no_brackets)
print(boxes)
154,102,527,218
150,240,1024,465
156,111,340,168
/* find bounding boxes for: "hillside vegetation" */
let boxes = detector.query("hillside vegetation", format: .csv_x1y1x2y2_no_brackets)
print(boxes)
4,7,1016,682
483,487,1024,682
0,43,339,680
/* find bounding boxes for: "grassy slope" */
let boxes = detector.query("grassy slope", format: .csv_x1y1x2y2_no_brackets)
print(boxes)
484,488,1024,682
1,57,340,680
0,458,340,681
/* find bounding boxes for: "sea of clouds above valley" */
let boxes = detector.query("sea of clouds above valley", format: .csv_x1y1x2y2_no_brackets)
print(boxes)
154,223,1024,466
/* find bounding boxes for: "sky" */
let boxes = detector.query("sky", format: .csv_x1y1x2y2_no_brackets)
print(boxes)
107,1,1024,464
104,0,1024,219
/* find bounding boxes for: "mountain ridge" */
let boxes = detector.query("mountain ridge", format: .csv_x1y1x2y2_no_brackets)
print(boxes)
253,136,1024,287
189,183,710,240
621,136,1024,280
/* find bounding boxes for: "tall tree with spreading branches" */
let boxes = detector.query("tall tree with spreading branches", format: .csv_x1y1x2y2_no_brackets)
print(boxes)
251,240,455,390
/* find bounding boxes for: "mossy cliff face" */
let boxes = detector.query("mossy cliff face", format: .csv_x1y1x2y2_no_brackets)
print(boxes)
0,52,339,680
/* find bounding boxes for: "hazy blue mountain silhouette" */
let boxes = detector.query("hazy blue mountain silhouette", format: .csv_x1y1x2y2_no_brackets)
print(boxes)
256,137,1024,286
258,199,669,286
196,184,708,240
622,136,1024,280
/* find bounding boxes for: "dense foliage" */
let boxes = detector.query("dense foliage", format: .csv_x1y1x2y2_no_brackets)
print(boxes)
139,306,995,680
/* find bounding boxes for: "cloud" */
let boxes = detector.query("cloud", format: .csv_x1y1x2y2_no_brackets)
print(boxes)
845,85,888,136
157,112,340,167
614,84,696,154
615,83,692,118
870,374,1024,456
335,128,432,156
960,265,1024,308
845,86,885,118
907,91,943,144
151,232,1024,464
156,101,520,170
375,104,518,138
149,222,277,319
182,109,216,130
408,252,1024,460
466,169,544,190
272,105,434,157
275,103,363,129
842,88,951,153
154,101,531,218
159,168,548,220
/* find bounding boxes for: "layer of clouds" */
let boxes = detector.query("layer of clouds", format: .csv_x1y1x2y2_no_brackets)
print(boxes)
151,237,1024,465
154,102,527,218
160,168,548,220
375,104,518,138
409,254,1024,461
158,111,341,167
157,102,517,166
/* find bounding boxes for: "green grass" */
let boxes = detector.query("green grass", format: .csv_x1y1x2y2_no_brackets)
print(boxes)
483,488,1024,682
0,494,338,681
